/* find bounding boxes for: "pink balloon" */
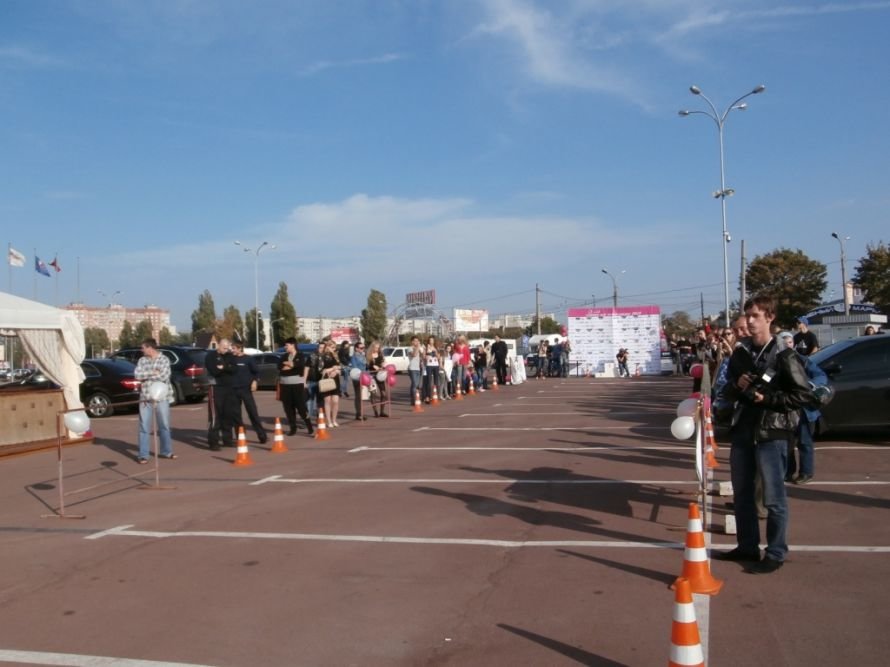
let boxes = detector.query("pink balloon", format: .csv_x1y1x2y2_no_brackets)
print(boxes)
689,392,702,399
690,363,703,379
387,374,397,387
385,364,397,376
360,371,372,386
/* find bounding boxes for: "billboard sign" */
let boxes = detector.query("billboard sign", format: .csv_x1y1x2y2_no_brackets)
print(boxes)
453,308,489,332
406,289,436,306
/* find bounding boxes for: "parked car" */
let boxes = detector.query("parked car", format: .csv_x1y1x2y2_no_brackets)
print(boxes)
811,335,890,432
382,346,411,373
111,345,209,403
253,352,285,390
80,358,141,418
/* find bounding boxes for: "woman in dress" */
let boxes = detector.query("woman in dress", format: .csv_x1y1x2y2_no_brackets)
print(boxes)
319,339,342,427
423,335,440,403
366,340,390,417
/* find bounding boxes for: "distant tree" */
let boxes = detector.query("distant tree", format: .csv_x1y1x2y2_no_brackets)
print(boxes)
172,331,194,346
745,248,827,327
191,290,217,335
158,327,174,345
219,305,244,341
245,308,266,350
269,282,297,348
360,289,388,344
83,327,111,357
853,241,890,314
134,319,154,342
662,311,697,339
118,320,136,348
525,316,560,335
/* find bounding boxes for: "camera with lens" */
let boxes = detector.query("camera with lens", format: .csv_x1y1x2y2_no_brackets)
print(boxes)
741,368,775,401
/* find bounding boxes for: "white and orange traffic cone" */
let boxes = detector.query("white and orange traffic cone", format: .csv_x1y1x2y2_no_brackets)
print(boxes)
270,417,288,453
233,426,254,466
467,375,476,396
668,578,705,667
315,407,330,441
453,383,463,401
413,390,424,413
672,502,723,595
431,384,440,405
491,375,499,391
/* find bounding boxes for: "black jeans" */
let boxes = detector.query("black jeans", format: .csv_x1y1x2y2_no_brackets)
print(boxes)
280,383,312,433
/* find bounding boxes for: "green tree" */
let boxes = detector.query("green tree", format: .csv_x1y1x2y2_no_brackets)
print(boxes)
134,319,154,342
219,305,244,341
269,281,297,348
525,316,561,335
245,308,266,350
118,320,136,348
360,289,388,343
83,327,111,357
191,289,217,335
158,326,174,345
745,248,827,327
662,311,697,339
853,241,890,314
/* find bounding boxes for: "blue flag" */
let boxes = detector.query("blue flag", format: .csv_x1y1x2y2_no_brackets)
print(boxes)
35,256,52,277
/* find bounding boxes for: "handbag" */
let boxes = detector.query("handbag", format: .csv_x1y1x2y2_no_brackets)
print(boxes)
318,378,337,393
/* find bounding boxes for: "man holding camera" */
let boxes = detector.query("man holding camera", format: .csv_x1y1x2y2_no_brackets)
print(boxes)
714,295,814,574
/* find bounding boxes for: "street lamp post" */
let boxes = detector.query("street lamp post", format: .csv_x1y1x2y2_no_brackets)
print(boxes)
680,84,765,328
831,232,851,316
601,268,623,309
234,240,276,351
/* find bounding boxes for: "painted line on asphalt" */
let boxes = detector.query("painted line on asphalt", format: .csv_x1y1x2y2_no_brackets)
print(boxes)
410,426,669,431
458,412,670,418
346,445,693,453
0,648,216,666
248,477,703,485
83,525,890,553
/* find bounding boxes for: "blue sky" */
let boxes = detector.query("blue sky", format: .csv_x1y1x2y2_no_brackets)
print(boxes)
2,0,889,331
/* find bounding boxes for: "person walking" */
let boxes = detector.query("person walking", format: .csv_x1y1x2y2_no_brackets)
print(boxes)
349,341,368,420
407,335,423,405
714,296,814,574
338,341,352,398
536,340,549,380
491,335,508,387
278,337,313,436
134,338,175,463
366,340,390,417
616,348,630,378
231,341,267,443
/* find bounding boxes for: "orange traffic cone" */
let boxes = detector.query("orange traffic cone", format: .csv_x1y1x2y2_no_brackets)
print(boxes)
453,383,463,401
491,375,499,391
668,578,705,667
270,417,287,453
413,390,425,413
233,426,254,466
703,399,719,452
467,375,476,395
315,407,330,441
431,384,440,405
672,503,723,595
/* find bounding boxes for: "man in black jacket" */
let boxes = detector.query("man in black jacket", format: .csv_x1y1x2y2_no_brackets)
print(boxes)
491,335,509,387
714,295,814,574
231,341,267,444
205,338,238,450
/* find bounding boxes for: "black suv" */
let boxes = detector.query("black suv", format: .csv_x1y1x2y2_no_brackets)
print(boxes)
112,345,209,404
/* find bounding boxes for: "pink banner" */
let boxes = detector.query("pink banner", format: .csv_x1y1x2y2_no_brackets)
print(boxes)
567,305,660,317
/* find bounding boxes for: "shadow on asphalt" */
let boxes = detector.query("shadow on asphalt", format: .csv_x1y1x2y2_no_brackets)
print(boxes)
497,623,628,666
555,548,677,587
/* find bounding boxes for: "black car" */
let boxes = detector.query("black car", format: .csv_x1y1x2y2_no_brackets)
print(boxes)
811,334,890,432
80,358,141,418
112,345,209,404
253,352,285,390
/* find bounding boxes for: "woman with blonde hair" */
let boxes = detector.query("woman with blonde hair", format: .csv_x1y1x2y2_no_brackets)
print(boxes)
318,339,342,427
366,340,390,417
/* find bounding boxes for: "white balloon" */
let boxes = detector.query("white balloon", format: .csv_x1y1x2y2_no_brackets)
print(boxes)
64,410,90,433
676,398,699,418
349,368,362,381
376,370,388,382
146,381,168,402
670,416,696,440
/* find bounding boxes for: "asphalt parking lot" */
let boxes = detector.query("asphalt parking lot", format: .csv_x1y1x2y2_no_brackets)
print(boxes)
1,377,889,666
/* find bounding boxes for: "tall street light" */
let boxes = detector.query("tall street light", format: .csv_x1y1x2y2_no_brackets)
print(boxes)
234,240,276,351
601,268,624,309
680,83,765,328
831,232,851,316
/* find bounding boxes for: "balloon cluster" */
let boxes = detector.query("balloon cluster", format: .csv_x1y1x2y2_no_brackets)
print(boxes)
670,396,700,440
351,364,399,387
64,410,91,434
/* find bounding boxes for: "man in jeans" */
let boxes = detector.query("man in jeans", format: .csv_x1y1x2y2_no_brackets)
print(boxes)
134,338,175,463
714,296,813,574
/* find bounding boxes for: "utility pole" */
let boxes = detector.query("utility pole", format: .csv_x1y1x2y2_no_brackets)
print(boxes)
535,283,541,335
700,293,705,327
739,239,747,314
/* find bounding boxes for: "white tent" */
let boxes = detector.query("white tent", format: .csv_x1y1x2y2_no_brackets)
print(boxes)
0,291,85,410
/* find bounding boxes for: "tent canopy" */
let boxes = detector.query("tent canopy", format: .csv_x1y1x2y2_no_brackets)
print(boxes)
0,291,85,410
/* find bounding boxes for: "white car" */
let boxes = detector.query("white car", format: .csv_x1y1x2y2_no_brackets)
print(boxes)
382,346,412,373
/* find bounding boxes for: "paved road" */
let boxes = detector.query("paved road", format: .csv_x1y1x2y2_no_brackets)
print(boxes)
1,377,888,666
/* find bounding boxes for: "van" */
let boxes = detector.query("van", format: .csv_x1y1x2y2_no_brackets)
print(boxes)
382,346,412,373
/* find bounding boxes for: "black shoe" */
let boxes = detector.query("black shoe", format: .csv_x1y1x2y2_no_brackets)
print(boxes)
258,434,268,444
795,474,813,485
287,429,297,436
712,547,761,562
745,557,784,574
784,475,795,482
209,445,221,451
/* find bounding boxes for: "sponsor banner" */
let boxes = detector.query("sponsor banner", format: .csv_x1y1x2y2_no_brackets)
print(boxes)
453,308,489,332
329,326,361,343
567,305,662,375
406,289,436,306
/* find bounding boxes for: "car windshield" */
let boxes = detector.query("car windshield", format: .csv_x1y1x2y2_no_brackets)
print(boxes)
383,348,394,355
810,339,859,365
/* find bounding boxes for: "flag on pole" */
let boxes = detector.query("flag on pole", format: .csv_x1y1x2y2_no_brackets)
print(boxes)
8,246,25,267
35,256,52,277
49,256,61,273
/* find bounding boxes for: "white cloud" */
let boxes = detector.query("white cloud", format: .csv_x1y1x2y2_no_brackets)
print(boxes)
298,52,406,77
0,45,65,68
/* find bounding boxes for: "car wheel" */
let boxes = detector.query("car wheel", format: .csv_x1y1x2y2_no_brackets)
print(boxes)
85,392,113,418
184,394,205,404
